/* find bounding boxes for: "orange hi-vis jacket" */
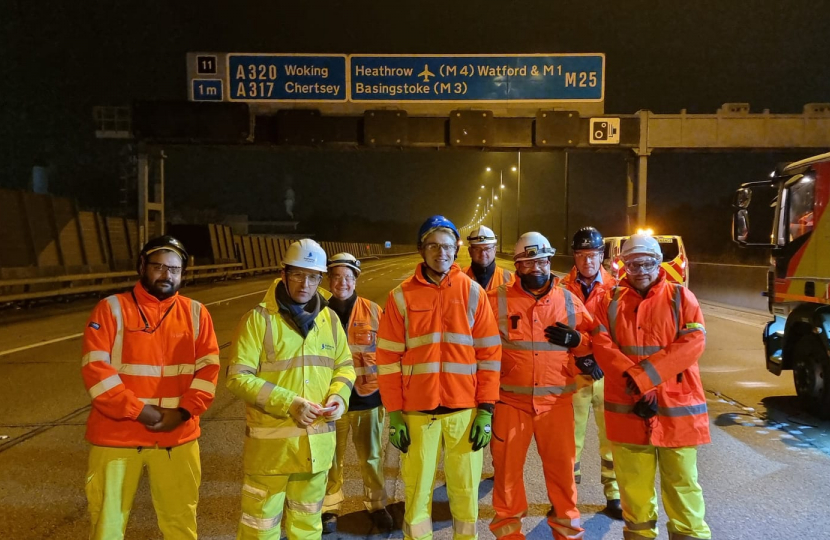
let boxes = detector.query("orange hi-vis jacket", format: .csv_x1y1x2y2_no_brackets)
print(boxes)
349,296,383,397
561,266,616,315
463,265,514,291
488,278,593,415
592,271,710,447
376,263,502,412
81,283,220,448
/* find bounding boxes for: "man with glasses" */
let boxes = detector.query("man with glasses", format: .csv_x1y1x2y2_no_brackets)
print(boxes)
81,235,220,539
377,215,501,540
560,227,622,520
463,225,513,291
486,231,591,540
227,238,355,540
592,234,711,540
321,253,393,534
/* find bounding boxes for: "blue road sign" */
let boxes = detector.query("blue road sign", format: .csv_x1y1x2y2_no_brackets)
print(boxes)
350,54,604,102
228,54,347,102
192,79,223,101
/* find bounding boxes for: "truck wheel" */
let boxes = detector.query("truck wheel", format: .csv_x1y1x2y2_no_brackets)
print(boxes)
792,334,830,419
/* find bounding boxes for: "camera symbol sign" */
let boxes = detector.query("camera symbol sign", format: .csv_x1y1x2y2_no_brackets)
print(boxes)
589,117,620,145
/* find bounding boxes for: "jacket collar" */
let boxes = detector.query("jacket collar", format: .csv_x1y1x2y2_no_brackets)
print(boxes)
413,262,463,288
509,273,561,300
132,282,178,310
619,269,669,298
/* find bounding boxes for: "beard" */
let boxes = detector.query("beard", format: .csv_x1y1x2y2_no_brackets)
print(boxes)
140,274,180,300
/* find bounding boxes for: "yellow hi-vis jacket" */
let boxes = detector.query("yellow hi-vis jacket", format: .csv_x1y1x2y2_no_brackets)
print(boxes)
226,279,355,475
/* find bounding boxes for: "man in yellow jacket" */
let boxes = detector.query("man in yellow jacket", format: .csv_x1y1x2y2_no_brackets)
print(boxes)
227,239,356,540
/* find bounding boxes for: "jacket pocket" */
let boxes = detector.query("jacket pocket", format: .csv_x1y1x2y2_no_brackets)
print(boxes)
664,371,692,396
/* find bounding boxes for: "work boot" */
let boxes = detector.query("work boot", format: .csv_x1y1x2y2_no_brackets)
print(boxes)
370,508,394,532
604,499,623,520
322,512,338,534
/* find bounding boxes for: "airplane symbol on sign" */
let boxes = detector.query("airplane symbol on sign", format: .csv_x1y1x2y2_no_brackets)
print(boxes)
418,64,435,82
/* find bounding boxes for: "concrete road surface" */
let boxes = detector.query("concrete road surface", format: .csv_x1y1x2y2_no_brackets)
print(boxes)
1,254,828,539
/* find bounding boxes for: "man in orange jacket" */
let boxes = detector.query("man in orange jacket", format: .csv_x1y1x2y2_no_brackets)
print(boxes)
463,225,513,291
81,236,220,540
377,215,501,540
560,227,622,519
487,232,591,540
592,234,711,540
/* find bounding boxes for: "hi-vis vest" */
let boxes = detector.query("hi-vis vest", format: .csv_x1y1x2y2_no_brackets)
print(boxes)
488,278,593,415
376,263,501,412
348,296,382,397
464,265,514,291
226,279,355,475
81,284,220,448
592,272,710,447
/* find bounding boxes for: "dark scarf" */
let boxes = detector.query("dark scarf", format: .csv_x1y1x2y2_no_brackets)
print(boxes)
328,292,358,328
470,260,496,289
275,281,325,338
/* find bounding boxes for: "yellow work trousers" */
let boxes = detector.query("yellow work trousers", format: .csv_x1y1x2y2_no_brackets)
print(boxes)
85,440,201,540
401,409,482,540
237,470,327,540
572,376,619,500
323,406,388,513
611,443,711,540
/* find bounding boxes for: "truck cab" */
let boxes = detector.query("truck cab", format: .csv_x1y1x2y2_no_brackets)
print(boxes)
604,233,689,287
732,151,830,417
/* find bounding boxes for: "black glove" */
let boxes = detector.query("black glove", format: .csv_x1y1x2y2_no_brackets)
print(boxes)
544,322,582,349
633,391,658,419
575,355,604,380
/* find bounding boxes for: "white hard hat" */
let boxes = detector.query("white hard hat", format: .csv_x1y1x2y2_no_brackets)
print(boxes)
621,234,663,262
514,232,556,262
283,239,327,273
327,252,361,276
466,225,497,245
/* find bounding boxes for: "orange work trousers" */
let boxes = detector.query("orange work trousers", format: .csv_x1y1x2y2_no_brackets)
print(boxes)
490,400,583,540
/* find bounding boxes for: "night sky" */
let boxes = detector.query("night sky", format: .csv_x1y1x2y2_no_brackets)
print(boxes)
3,1,829,255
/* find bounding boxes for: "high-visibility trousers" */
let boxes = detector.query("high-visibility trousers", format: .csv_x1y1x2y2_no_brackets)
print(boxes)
611,442,711,540
572,376,619,500
490,401,583,540
85,440,201,540
323,406,388,513
401,409,482,540
236,470,327,540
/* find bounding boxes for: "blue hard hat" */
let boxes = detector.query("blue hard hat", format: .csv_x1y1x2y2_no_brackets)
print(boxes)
417,215,460,247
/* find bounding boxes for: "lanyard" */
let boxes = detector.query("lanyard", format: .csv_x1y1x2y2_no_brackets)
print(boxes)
131,290,177,334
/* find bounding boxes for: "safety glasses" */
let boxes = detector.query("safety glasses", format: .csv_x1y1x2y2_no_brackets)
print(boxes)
624,258,660,275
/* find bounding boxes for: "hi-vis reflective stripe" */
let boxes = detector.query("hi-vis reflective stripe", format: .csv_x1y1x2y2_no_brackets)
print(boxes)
563,289,577,328
105,296,124,370
497,285,509,336
82,351,111,366
501,383,576,396
369,302,381,331
242,483,267,498
620,345,664,356
328,307,339,349
241,511,282,531
191,301,202,341
377,337,405,353
671,284,682,339
119,364,196,377
453,519,477,536
641,359,661,386
259,355,335,372
626,519,658,531
287,498,324,513
139,396,181,408
407,332,442,348
474,335,501,348
355,365,378,376
228,364,256,376
392,286,406,319
403,516,433,539
378,363,402,375
246,421,336,439
190,378,216,394
503,340,567,352
401,362,477,376
605,401,708,417
502,268,512,282
89,374,123,398
254,306,277,363
350,343,377,353
195,354,220,370
492,520,522,539
607,287,624,345
256,381,275,409
549,516,582,537
477,360,501,371
592,323,608,336
467,280,481,328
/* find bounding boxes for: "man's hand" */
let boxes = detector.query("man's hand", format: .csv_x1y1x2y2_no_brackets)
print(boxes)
323,395,346,421
147,408,187,432
575,355,604,380
633,391,658,419
470,408,493,451
388,411,410,453
544,322,582,349
137,404,163,427
289,396,321,427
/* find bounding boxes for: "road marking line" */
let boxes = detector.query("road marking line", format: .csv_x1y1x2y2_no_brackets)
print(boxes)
0,289,268,357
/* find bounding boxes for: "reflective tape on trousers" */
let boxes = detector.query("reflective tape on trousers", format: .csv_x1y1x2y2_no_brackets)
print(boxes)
240,511,282,531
